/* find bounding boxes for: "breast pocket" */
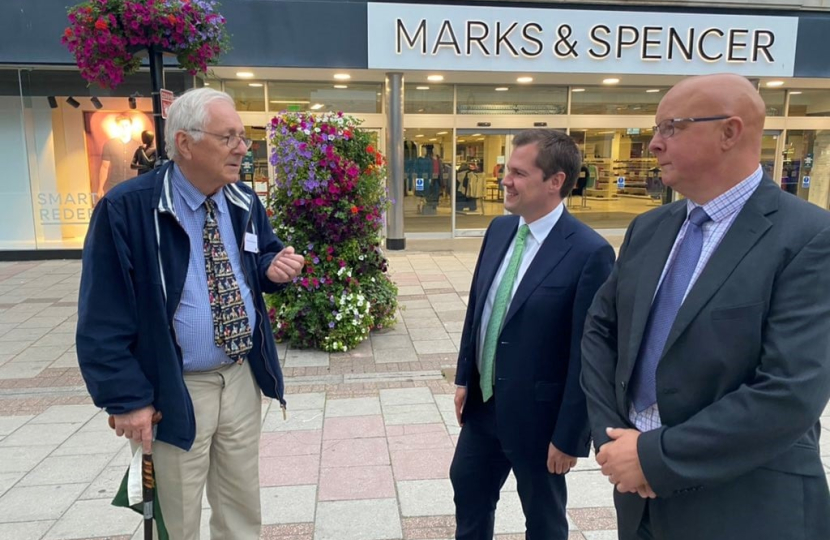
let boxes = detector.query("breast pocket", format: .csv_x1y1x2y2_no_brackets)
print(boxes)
710,301,765,320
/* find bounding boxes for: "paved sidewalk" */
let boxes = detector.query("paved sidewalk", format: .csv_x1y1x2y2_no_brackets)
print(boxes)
0,242,827,539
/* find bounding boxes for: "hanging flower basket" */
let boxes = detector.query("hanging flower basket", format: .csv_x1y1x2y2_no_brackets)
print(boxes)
61,0,230,89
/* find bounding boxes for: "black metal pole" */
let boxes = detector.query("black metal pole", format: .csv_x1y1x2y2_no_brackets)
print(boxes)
148,47,167,163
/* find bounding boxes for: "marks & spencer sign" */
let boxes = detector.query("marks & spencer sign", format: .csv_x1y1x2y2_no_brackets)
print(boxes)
367,3,798,77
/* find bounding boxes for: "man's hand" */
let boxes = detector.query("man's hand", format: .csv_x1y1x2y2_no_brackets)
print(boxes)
454,386,467,426
112,405,156,454
596,427,648,494
547,443,578,475
267,247,305,283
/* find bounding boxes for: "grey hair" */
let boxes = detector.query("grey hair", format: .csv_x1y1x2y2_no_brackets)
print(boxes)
165,87,235,160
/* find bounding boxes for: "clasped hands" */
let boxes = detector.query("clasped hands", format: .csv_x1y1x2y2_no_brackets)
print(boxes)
267,246,306,283
596,427,656,499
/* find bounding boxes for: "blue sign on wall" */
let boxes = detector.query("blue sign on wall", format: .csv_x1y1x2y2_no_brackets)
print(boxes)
617,177,626,189
415,178,424,191
802,175,811,188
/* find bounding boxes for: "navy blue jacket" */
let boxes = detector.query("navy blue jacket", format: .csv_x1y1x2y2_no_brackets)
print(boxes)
76,162,286,451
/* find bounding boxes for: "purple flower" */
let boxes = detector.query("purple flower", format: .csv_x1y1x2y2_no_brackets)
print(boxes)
328,322,335,328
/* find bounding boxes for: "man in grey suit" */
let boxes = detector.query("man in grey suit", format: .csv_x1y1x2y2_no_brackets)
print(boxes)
581,73,830,540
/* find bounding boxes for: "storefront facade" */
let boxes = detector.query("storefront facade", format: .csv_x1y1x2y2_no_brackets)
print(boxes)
2,0,830,256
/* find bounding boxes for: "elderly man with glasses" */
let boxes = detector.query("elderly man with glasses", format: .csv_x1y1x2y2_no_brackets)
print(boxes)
76,87,305,540
581,73,830,540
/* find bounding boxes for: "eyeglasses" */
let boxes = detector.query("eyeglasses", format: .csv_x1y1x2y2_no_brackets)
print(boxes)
188,129,253,150
652,116,731,139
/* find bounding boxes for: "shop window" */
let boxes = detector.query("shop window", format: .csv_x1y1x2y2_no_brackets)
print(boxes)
787,90,830,117
783,130,830,210
403,128,452,233
267,81,382,114
405,84,453,114
0,69,34,250
759,89,785,117
570,87,667,115
456,85,566,115
225,80,266,111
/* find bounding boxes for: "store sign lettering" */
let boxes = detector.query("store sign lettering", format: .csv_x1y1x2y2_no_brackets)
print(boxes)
369,4,798,77
36,192,97,225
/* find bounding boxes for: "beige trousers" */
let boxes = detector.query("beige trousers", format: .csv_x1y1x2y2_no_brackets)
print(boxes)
152,362,263,540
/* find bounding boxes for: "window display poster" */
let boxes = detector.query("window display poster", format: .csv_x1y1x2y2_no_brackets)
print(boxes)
84,110,153,198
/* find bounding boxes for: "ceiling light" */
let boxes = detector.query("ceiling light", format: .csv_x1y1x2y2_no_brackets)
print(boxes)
66,96,80,108
766,80,784,87
789,91,803,95
269,100,310,104
429,138,437,141
334,73,351,80
310,103,324,110
248,83,263,88
572,88,585,92
334,85,348,89
646,88,661,93
458,139,465,142
495,87,509,91
603,78,620,85
236,72,254,78
437,131,448,135
416,86,430,90
204,82,211,87
472,133,481,136
90,96,103,110
517,77,533,83
427,75,444,82
477,138,485,141
415,134,424,138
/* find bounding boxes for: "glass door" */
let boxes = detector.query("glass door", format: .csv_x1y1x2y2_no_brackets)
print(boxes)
455,129,513,232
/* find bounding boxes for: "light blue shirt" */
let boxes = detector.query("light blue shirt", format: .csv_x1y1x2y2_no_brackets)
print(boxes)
170,164,257,372
631,165,763,432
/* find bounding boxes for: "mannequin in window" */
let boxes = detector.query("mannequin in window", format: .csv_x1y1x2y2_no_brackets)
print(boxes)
130,130,157,175
99,114,140,198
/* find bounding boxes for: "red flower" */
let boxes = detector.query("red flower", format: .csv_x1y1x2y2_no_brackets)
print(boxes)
366,144,375,154
350,206,359,214
94,18,108,31
167,15,178,25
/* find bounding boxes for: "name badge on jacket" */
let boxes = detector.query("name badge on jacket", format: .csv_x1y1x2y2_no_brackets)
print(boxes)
244,233,259,253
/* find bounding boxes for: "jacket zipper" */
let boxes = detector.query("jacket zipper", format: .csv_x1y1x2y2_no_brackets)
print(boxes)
238,209,286,416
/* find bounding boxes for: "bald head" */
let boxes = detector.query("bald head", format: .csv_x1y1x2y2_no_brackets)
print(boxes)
649,74,766,203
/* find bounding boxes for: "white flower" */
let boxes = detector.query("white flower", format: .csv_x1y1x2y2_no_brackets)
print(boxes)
371,277,376,282
303,129,311,135
332,341,339,349
336,314,342,321
358,255,364,261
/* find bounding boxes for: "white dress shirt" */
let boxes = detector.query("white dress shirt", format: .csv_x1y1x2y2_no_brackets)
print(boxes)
476,203,565,374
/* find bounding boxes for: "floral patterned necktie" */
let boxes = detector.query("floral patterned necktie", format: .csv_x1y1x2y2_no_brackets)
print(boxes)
203,198,252,364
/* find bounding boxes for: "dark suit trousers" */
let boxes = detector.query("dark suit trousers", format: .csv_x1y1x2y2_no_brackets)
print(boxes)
449,398,568,540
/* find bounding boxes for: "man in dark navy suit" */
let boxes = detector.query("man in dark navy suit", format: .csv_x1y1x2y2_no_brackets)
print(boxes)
450,129,616,539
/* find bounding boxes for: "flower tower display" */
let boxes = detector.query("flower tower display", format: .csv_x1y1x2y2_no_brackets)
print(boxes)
61,0,229,89
266,112,398,352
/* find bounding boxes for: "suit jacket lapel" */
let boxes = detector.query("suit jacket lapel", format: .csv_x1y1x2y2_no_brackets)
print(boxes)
472,217,519,332
501,210,574,329
661,179,777,358
625,204,687,372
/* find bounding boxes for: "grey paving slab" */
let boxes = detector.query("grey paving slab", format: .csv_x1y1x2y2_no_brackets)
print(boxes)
0,423,81,447
261,485,317,524
407,327,450,342
262,408,324,432
0,446,55,474
404,317,446,329
399,300,431,310
43,498,139,539
380,388,435,407
373,346,418,364
371,334,414,351
15,346,71,364
284,349,330,368
29,405,99,425
412,339,457,355
19,453,111,487
284,392,326,411
583,531,619,540
430,301,468,313
442,321,464,333
0,341,34,355
397,479,455,517
31,333,75,349
16,317,70,330
0,483,87,522
0,521,55,540
401,308,439,320
51,429,129,457
315,498,402,540
0,415,33,436
80,465,128,500
48,351,78,369
494,489,527,534
0,360,50,379
0,471,23,498
0,328,51,342
325,397,382,418
384,404,443,426
566,470,615,508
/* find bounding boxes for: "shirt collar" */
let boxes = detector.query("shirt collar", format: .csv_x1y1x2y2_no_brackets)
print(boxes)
687,165,763,223
519,202,564,244
171,163,229,215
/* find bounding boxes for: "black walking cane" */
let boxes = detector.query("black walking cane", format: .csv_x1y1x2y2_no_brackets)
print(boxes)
109,412,162,539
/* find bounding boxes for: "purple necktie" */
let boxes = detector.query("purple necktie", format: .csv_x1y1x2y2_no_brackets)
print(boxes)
631,207,711,412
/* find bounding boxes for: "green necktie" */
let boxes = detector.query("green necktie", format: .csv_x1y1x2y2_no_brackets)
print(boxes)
480,224,530,402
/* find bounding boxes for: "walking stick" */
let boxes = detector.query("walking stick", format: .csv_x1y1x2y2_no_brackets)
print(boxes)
109,412,162,539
